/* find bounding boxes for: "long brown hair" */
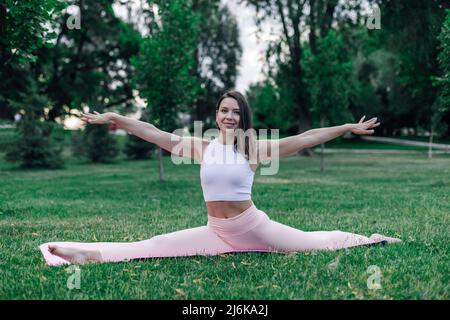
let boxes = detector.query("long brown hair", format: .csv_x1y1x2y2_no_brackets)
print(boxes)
215,90,257,163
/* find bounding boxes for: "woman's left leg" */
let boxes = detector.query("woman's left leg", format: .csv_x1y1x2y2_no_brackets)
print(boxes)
216,209,400,252
246,219,382,251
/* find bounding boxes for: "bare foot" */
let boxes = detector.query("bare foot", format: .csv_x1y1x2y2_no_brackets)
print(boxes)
48,245,102,264
370,233,402,244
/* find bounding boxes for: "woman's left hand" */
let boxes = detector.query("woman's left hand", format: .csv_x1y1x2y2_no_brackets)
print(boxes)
348,116,380,135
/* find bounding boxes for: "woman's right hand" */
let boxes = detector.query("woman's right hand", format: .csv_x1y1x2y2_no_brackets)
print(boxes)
80,111,115,125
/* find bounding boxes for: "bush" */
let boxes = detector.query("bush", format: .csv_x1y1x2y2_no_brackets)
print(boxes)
0,128,17,151
70,130,85,159
76,124,119,163
123,133,155,160
5,119,65,169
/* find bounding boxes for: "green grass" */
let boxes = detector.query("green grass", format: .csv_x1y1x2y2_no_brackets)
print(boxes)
0,150,449,300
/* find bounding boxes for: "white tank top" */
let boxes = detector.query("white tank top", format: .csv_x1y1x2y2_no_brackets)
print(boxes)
200,138,255,202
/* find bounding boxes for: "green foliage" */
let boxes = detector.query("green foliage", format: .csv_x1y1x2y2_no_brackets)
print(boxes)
124,134,155,160
69,130,85,159
247,80,297,133
433,9,450,117
37,0,142,121
132,0,200,132
123,112,156,160
0,128,15,150
304,31,353,126
80,124,119,163
5,120,64,169
192,1,242,125
4,85,64,169
0,0,64,66
369,0,446,133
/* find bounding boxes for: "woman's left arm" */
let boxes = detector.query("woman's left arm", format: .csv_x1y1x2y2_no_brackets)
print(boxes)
260,116,380,160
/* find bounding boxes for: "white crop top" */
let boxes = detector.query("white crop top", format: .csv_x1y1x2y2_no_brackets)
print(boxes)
200,138,255,202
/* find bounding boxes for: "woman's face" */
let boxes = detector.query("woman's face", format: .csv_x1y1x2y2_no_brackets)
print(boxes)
216,97,240,132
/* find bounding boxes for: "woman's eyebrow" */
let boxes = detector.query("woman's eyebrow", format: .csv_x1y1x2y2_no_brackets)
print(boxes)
221,106,240,110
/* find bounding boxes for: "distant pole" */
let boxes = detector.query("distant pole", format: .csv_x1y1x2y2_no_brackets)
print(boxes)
158,147,165,182
320,117,325,173
428,127,433,159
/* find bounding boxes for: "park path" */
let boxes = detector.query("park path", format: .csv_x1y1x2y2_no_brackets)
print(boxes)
314,136,450,154
313,148,450,154
360,136,450,151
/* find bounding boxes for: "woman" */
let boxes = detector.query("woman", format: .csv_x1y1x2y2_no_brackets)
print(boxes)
40,91,401,266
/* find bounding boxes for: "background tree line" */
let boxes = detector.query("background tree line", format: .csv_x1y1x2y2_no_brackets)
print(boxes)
0,0,448,176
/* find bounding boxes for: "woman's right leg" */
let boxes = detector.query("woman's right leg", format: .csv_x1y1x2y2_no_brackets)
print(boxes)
41,226,235,265
99,226,235,262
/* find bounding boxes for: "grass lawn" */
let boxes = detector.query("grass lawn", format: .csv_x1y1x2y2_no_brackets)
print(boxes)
0,150,449,300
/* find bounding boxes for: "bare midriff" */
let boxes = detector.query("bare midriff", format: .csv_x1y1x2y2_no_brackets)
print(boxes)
206,199,254,219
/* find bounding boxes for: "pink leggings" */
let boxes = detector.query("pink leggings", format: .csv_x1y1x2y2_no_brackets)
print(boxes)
39,204,386,266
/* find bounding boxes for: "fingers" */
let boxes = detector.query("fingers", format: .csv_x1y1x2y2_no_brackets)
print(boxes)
80,111,100,124
364,117,377,123
359,116,378,124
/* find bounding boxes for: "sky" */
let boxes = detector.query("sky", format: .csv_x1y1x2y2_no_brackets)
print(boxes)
222,0,275,93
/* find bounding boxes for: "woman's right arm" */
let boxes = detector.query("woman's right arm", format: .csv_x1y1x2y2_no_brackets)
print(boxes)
81,111,205,162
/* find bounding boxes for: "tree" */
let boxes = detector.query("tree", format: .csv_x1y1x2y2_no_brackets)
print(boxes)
5,80,64,169
133,0,200,181
38,0,141,123
37,0,143,163
0,0,63,120
247,79,297,133
1,0,66,168
0,0,61,68
124,112,156,160
304,30,352,171
191,0,242,127
430,9,450,157
367,0,446,135
244,0,342,136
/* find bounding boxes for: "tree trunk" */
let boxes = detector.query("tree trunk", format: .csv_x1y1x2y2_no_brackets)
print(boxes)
298,103,313,156
158,147,165,182
428,127,433,159
0,3,8,66
320,117,325,172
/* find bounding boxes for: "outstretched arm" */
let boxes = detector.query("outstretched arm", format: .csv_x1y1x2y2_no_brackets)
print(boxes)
258,116,380,161
81,111,166,145
80,111,205,161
